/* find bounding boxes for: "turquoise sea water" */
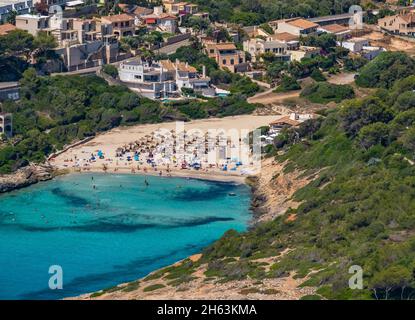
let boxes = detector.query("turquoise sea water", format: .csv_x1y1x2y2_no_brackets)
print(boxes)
0,173,251,300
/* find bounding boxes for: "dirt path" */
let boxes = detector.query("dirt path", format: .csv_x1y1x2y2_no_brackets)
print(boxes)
248,89,301,105
327,72,356,85
365,31,415,55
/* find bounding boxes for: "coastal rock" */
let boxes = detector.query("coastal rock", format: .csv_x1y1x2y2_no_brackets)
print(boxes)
0,163,54,193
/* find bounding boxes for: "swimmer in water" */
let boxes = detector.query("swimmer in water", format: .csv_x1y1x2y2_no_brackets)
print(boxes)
144,179,149,186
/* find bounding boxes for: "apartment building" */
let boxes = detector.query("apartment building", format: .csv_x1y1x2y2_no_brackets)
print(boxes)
160,59,210,92
378,12,415,36
100,13,135,38
118,59,210,99
15,13,121,70
204,42,247,73
243,38,290,62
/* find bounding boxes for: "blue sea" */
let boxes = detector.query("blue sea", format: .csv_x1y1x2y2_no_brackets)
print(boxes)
0,173,251,300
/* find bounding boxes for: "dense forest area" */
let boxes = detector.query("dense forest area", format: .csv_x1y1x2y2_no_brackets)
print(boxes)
147,51,415,300
191,0,362,25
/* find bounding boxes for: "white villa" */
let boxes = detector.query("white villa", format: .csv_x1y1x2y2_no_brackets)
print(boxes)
118,59,210,99
243,38,290,62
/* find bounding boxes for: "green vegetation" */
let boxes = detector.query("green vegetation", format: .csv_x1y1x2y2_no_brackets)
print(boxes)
0,29,59,81
143,283,166,292
102,64,119,79
274,75,301,92
355,51,415,88
300,82,355,103
191,0,361,25
122,281,140,292
188,52,415,299
310,69,326,82
300,294,322,300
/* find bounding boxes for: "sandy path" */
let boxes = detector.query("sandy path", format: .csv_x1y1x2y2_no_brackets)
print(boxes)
248,89,301,105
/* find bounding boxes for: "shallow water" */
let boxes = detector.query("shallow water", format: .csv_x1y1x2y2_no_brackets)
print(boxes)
0,173,251,299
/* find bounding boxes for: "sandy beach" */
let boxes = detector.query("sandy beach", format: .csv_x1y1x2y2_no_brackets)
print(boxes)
51,115,281,182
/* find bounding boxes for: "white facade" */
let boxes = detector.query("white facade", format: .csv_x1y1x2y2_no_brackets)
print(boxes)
0,0,32,22
119,60,211,99
243,38,289,62
0,113,12,138
288,46,320,62
338,38,369,53
119,60,177,99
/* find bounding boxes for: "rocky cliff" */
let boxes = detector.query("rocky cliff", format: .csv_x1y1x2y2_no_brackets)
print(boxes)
0,163,55,193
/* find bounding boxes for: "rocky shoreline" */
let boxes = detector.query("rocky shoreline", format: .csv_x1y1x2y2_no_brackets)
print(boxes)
0,163,56,194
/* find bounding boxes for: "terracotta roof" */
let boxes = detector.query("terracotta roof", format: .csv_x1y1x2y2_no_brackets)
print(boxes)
101,14,134,23
216,43,236,50
285,18,318,29
270,32,299,42
160,60,175,71
160,60,197,72
319,23,350,33
142,13,177,20
269,116,300,127
400,12,415,23
117,3,130,11
176,61,197,73
0,23,16,36
133,6,153,16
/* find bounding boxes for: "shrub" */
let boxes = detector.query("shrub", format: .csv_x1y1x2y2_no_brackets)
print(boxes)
102,64,118,79
275,75,301,92
300,82,354,103
143,284,166,292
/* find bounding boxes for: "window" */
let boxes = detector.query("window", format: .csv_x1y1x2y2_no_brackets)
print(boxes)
222,59,226,65
230,59,234,65
210,49,214,53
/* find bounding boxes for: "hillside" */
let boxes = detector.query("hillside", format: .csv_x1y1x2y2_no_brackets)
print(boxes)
80,51,415,300
191,0,362,25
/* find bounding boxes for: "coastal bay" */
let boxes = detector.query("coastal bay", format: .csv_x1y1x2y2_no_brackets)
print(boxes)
0,173,251,299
